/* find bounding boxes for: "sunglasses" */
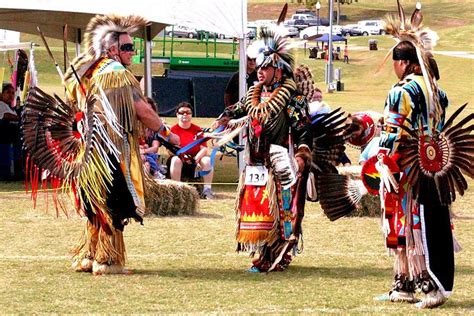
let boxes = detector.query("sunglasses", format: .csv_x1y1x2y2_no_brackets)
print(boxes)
120,43,135,52
247,58,256,62
177,111,192,115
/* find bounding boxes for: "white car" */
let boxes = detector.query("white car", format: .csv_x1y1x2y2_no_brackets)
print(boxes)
299,26,329,40
273,25,299,38
331,25,343,36
165,25,198,39
358,20,386,36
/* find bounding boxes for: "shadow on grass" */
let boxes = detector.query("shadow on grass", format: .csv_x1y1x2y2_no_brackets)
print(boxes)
451,299,474,310
133,263,474,281
188,212,223,219
133,265,392,281
455,265,474,275
145,212,223,219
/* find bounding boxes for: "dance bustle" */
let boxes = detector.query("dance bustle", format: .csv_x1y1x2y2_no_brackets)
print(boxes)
397,103,473,205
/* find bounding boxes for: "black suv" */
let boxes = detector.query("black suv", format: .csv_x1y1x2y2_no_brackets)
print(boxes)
341,24,362,36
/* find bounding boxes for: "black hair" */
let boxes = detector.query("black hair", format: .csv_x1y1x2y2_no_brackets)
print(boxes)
175,101,193,114
2,82,13,92
393,41,421,79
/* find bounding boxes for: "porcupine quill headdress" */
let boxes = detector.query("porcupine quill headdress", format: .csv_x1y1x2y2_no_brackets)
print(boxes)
64,14,148,82
383,1,473,205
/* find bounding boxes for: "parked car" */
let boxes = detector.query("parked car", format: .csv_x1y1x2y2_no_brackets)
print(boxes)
255,19,276,28
299,26,329,40
274,25,299,38
285,18,308,30
331,25,343,36
246,26,257,40
358,20,386,36
166,25,198,39
198,31,232,40
295,9,316,16
287,14,321,30
341,24,362,36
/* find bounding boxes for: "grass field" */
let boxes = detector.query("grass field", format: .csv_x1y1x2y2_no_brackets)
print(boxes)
1,181,473,314
1,0,473,314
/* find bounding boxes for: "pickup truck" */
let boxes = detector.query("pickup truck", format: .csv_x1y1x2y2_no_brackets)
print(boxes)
286,14,321,30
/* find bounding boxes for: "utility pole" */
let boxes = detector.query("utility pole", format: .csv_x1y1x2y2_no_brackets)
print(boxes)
325,0,334,92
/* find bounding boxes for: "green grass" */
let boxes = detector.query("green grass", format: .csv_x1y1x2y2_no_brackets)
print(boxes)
0,181,473,314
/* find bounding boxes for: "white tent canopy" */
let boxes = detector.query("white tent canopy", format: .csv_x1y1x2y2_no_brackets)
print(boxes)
0,0,248,98
0,0,247,41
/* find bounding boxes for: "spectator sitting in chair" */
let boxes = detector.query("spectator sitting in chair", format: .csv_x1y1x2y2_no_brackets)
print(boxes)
0,83,21,145
168,101,215,199
141,97,179,178
0,83,19,122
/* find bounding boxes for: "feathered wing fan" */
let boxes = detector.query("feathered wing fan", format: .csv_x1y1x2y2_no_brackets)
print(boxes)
311,107,351,173
308,108,366,220
397,103,474,205
294,64,316,102
22,86,120,214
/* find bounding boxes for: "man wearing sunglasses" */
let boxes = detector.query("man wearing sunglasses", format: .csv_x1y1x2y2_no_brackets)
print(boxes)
63,14,168,275
108,36,136,67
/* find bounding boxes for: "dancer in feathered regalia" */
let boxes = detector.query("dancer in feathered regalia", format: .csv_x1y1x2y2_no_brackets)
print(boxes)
371,1,473,308
22,14,167,275
215,28,312,272
212,23,355,271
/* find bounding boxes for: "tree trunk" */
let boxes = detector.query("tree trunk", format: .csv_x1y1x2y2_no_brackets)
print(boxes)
327,0,331,21
337,0,341,25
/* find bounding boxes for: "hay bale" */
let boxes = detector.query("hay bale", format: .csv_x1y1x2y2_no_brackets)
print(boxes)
337,166,381,217
144,178,199,216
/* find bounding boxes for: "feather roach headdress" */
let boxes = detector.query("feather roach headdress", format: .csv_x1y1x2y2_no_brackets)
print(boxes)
248,28,295,77
64,14,148,82
381,1,442,121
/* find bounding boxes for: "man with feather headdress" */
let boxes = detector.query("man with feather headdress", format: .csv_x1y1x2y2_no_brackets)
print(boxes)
372,1,473,308
61,14,167,275
215,28,314,272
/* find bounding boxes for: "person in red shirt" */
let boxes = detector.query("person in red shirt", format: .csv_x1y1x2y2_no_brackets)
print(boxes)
343,44,349,64
169,102,214,199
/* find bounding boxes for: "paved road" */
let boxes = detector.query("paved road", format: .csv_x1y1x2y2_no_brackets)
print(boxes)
434,51,474,59
293,39,474,59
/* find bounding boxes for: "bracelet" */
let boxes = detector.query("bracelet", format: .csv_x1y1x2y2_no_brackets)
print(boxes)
158,123,171,141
